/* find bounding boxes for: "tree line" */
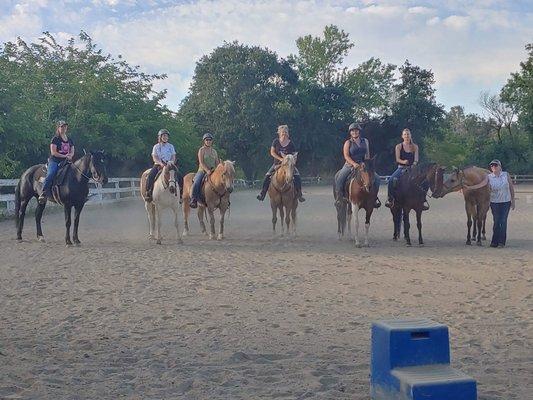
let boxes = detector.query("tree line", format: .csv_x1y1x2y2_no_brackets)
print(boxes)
1,28,531,180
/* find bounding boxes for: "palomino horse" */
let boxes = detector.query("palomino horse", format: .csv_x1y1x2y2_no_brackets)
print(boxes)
334,160,380,247
390,163,443,246
15,151,108,245
432,166,490,245
182,160,235,240
268,154,298,236
140,162,182,245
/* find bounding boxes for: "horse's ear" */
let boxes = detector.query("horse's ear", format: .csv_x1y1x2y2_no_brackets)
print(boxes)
452,166,458,173
293,152,298,159
83,149,87,155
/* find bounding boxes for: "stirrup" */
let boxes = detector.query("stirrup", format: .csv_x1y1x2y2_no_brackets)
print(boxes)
189,199,198,209
298,196,306,202
422,201,430,211
374,198,381,208
38,193,48,204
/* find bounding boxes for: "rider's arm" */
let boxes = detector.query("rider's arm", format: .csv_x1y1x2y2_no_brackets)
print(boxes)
214,149,220,165
270,146,283,163
67,145,75,160
364,139,370,160
413,144,419,165
395,144,406,165
152,145,164,166
343,140,358,168
508,173,516,209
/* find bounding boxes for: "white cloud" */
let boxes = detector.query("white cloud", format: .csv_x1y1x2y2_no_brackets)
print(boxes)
408,6,435,15
443,15,471,30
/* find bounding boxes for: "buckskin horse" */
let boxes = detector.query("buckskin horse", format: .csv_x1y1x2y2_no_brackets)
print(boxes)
15,151,108,245
267,154,298,236
432,166,490,245
390,163,443,246
334,160,380,247
140,161,182,245
182,160,235,240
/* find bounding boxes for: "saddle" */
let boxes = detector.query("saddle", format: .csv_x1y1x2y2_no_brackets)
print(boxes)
41,161,71,187
341,169,362,200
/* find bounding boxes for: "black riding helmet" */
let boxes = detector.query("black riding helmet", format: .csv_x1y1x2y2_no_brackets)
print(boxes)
158,129,170,137
202,133,214,141
348,122,363,132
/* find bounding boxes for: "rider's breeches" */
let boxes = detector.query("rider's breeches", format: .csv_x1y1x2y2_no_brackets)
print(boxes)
387,167,405,199
192,171,206,200
146,165,161,192
43,159,59,195
335,163,353,196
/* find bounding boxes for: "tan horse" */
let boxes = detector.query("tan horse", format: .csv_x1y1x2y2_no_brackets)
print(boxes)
268,154,298,236
433,166,490,245
344,160,380,247
140,162,182,245
182,160,235,240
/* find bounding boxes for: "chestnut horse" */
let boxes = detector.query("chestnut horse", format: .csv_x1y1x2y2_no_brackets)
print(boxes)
140,162,182,245
334,160,380,247
182,160,235,240
432,166,490,245
268,154,298,236
390,163,443,246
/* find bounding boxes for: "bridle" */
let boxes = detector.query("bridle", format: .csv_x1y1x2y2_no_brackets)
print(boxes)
71,155,104,184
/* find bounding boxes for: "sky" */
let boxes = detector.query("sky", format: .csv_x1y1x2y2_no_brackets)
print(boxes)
1,0,532,115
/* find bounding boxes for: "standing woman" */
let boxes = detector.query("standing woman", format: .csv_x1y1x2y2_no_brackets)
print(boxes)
256,125,305,202
334,122,379,205
189,133,220,209
488,159,515,248
39,120,75,204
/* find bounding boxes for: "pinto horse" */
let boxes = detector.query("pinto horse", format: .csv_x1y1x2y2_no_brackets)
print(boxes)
334,160,380,247
140,161,182,245
432,166,490,245
390,163,443,246
15,151,108,245
182,160,235,240
268,154,298,236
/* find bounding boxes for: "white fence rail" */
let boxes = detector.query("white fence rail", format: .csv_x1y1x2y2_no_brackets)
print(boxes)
0,178,140,216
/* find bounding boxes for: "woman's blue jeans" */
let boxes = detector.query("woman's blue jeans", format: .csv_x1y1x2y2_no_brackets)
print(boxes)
42,160,59,196
490,201,511,246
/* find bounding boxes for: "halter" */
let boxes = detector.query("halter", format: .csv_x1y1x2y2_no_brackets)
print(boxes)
442,168,488,193
71,156,102,183
206,163,233,203
161,165,178,196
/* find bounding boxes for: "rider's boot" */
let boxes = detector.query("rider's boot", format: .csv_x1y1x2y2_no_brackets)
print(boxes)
38,192,48,205
189,198,198,209
422,199,430,211
256,175,271,201
385,196,394,208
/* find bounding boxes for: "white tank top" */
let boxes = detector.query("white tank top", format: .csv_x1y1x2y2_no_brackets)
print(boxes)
488,171,511,203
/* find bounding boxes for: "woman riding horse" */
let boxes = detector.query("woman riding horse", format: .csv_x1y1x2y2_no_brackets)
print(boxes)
38,120,75,204
334,122,380,207
385,128,428,210
189,133,220,209
256,125,305,202
145,129,183,203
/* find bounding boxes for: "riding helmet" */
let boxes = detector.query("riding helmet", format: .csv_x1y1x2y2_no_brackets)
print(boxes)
348,122,362,132
158,129,170,137
202,133,214,141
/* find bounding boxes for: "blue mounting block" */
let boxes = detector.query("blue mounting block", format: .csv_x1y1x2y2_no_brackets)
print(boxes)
371,318,477,400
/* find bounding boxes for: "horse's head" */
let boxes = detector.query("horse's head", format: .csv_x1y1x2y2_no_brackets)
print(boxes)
434,166,463,197
424,163,445,197
163,161,178,195
220,160,236,193
359,158,376,192
89,150,108,184
279,153,297,185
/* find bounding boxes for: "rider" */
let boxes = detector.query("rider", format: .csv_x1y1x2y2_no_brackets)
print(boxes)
334,122,379,206
39,120,75,204
189,132,220,209
145,129,183,202
384,128,428,210
256,125,305,202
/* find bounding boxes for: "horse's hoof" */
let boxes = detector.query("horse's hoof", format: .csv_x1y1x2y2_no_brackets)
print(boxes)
466,240,471,245
182,230,189,237
156,239,162,245
393,237,398,241
355,242,361,248
66,243,73,247
482,236,487,241
476,241,482,246
177,239,183,245
37,236,45,243
74,242,81,247
217,234,223,241
364,243,370,247
209,234,214,240
17,238,23,243
419,243,424,247
406,242,412,247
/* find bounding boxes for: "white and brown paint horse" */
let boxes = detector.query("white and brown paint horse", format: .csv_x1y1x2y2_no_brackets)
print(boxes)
268,154,298,236
334,160,380,246
140,162,182,245
182,160,235,240
433,166,490,245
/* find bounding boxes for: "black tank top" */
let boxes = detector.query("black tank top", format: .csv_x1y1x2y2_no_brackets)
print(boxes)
399,143,415,166
348,138,367,163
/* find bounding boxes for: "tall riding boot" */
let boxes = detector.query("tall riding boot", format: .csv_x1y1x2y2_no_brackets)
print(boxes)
256,175,271,201
294,175,305,202
177,173,184,204
385,178,397,208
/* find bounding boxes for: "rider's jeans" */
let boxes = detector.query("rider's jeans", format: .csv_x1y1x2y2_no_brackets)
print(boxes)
43,159,59,195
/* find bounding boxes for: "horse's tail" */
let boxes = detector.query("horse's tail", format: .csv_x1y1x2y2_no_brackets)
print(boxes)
14,180,21,228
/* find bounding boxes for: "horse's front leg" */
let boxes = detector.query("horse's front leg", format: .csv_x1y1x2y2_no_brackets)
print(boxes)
217,205,227,240
208,207,216,240
198,206,208,236
64,205,73,246
475,212,483,246
271,202,277,235
465,202,474,245
17,198,30,242
145,202,155,239
278,205,285,235
182,199,190,236
173,206,182,244
416,209,423,246
482,215,487,241
352,203,360,247
291,205,297,236
402,207,411,246
284,205,291,234
35,202,46,242
391,208,399,241
364,207,372,247
73,203,85,245
155,206,162,245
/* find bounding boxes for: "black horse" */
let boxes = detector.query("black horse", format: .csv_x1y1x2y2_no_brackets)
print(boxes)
15,151,108,245
390,163,443,246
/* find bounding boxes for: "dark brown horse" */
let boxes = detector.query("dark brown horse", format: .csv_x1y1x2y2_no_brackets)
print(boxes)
334,160,380,246
432,166,490,245
390,163,443,246
15,151,108,245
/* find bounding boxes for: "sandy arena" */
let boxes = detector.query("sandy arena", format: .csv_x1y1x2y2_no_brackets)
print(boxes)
0,186,531,399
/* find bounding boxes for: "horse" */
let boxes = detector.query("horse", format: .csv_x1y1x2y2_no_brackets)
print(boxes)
268,154,298,236
334,160,380,247
182,160,235,240
432,166,490,245
15,151,108,246
140,162,182,245
390,163,443,246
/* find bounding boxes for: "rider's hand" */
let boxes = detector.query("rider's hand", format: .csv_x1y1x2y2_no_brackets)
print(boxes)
352,163,359,169
207,170,212,176
511,200,515,210
66,154,73,161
